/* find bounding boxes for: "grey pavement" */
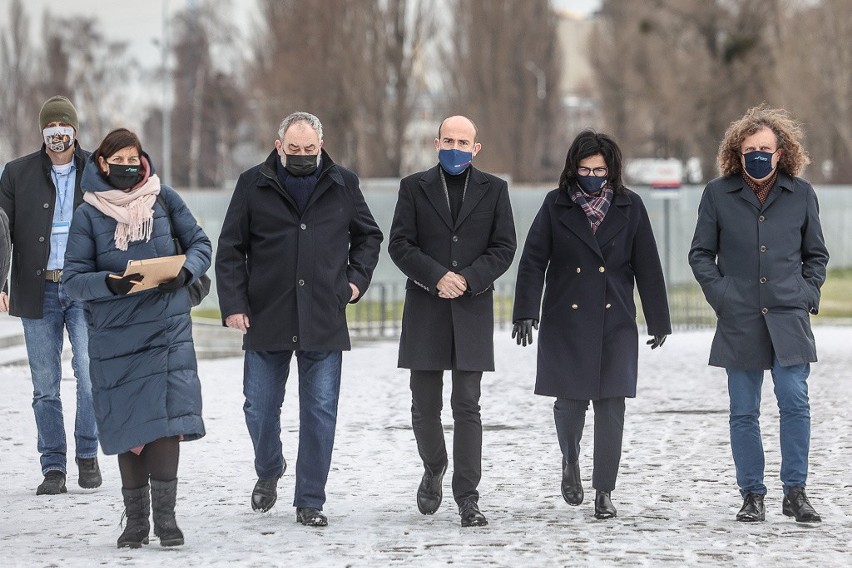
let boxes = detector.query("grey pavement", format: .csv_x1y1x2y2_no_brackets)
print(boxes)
0,320,850,566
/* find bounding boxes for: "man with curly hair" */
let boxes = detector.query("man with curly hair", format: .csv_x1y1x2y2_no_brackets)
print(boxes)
689,105,829,523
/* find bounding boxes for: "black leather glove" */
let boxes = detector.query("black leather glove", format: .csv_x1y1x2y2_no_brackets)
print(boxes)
158,267,191,292
512,318,539,347
646,334,667,349
106,272,143,295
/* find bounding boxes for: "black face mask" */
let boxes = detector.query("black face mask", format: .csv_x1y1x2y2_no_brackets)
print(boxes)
107,164,143,190
283,153,319,177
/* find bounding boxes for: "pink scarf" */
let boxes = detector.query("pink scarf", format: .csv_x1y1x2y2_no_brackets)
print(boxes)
84,173,161,251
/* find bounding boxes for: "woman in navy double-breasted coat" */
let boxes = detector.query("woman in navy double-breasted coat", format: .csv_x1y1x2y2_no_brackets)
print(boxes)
513,131,670,519
63,129,210,548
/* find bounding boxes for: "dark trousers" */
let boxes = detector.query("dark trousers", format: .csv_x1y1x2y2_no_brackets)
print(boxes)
410,370,482,504
554,397,625,492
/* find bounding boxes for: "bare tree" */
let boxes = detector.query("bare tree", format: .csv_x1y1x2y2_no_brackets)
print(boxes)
591,0,779,180
777,0,852,182
0,0,40,160
247,0,435,177
165,0,242,188
38,16,136,144
447,0,564,182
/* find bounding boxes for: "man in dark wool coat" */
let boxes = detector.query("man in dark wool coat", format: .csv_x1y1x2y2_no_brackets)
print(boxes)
689,106,829,524
389,115,516,527
216,112,383,527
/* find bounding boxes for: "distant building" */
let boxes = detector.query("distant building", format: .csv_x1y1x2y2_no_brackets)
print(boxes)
555,10,602,134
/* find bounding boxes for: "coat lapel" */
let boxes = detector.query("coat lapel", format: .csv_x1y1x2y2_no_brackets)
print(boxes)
555,190,603,259
728,176,762,210
303,150,340,213
760,172,793,211
594,194,630,248
418,166,454,230
454,167,489,229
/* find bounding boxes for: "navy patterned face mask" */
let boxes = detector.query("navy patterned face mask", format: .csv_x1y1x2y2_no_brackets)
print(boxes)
743,150,776,180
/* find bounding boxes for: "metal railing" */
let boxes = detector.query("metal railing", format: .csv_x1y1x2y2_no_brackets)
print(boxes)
346,281,716,339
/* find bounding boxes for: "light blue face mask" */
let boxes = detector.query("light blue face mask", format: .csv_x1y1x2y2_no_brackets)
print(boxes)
743,150,777,180
438,149,472,175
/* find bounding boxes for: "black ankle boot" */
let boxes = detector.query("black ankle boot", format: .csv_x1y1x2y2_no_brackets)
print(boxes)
594,490,617,519
783,487,821,523
151,478,184,547
736,493,765,522
561,460,583,506
117,485,150,548
417,463,447,515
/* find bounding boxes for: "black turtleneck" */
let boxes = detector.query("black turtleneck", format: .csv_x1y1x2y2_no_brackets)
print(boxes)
443,168,468,222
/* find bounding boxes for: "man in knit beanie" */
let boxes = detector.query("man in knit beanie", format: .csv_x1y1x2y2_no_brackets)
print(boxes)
0,95,101,495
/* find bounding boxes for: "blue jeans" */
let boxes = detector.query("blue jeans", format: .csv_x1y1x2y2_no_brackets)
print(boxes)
21,282,98,475
726,354,811,496
243,350,342,510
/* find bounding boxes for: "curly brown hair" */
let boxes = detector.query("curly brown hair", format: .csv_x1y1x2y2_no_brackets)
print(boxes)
717,105,810,177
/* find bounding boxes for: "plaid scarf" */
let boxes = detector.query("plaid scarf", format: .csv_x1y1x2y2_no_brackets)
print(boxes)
742,169,777,205
570,183,614,234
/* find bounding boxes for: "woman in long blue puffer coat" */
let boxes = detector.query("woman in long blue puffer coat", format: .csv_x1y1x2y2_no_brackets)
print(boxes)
62,128,211,549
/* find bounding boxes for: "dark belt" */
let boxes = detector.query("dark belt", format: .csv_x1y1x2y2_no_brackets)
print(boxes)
44,269,63,282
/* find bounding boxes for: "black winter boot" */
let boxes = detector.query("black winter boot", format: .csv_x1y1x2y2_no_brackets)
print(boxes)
561,460,583,506
117,485,150,548
151,478,184,547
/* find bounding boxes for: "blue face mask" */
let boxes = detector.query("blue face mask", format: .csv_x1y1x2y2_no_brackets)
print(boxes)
743,150,776,180
577,174,606,195
438,149,472,175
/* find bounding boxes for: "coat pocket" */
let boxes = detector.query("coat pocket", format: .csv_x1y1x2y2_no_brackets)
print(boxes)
337,275,351,310
712,277,731,317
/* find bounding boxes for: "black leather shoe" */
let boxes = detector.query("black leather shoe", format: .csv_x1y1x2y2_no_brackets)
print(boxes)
36,471,67,495
594,490,617,519
783,487,821,523
458,498,488,527
251,473,284,512
736,493,765,522
76,457,102,489
417,463,447,515
296,507,328,527
561,460,583,506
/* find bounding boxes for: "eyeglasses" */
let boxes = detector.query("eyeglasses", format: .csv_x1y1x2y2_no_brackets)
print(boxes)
577,167,608,177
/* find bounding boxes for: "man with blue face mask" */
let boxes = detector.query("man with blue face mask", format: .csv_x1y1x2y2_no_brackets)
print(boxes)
389,115,517,527
689,106,829,524
0,95,101,495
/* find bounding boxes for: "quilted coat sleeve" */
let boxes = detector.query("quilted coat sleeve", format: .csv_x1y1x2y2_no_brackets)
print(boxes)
61,205,116,301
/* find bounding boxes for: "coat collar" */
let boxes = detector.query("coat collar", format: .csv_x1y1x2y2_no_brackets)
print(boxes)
259,148,343,213
554,188,633,259
720,171,796,211
40,143,88,206
418,165,491,230
40,142,88,176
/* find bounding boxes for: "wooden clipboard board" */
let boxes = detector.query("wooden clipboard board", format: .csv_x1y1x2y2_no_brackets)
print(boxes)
109,254,186,293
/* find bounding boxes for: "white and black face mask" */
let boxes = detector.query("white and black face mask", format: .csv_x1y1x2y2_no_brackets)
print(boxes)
43,126,76,153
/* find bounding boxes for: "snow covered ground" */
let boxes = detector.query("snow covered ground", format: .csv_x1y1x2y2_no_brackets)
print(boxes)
1,322,850,567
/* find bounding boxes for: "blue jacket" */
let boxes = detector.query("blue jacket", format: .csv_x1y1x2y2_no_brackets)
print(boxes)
62,156,211,454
